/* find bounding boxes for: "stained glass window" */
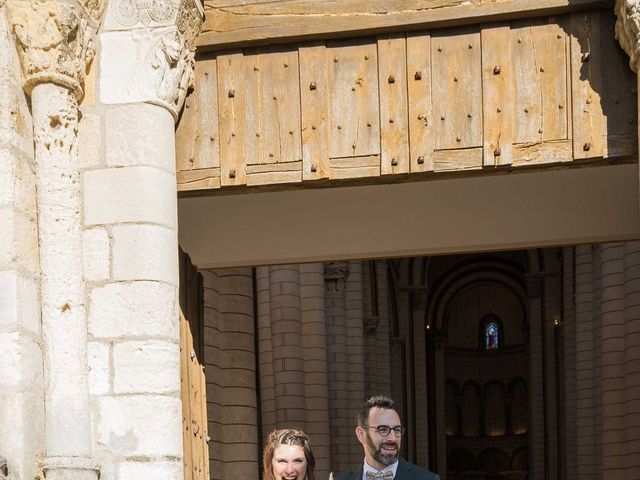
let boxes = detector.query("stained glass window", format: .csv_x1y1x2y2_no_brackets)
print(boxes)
485,322,499,350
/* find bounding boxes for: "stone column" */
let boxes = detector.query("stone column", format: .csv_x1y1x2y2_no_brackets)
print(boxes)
85,0,202,477
257,266,277,435
408,286,429,467
300,263,332,479
202,268,259,480
269,265,306,426
345,261,365,465
599,242,640,480
325,262,350,472
0,5,42,480
574,245,602,480
561,247,578,480
5,0,104,478
525,271,545,480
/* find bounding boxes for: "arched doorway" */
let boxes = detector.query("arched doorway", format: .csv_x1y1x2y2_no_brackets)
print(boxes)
424,252,530,480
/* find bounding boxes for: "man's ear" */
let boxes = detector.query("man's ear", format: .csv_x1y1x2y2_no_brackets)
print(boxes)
355,425,367,445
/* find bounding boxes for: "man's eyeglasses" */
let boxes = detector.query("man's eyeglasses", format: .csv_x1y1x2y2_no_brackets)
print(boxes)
363,425,405,436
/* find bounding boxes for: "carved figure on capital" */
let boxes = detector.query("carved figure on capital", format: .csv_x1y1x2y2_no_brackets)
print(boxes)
157,32,194,108
615,0,640,71
6,0,105,99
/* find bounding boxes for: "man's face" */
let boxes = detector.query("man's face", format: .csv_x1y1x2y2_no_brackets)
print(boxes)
356,407,402,470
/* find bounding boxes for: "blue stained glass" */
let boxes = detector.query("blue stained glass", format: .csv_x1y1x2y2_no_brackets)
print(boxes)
485,322,499,349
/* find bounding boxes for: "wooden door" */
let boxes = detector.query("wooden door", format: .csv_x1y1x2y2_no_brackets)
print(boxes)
179,248,210,480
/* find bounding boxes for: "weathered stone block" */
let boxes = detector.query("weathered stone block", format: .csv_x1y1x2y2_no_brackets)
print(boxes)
112,224,178,283
84,166,177,228
88,281,178,339
0,332,42,390
0,148,36,216
83,227,110,282
0,270,40,334
113,340,180,394
98,395,182,457
105,103,175,170
0,208,39,273
0,84,33,154
0,392,44,480
118,460,182,480
77,113,102,169
87,341,110,395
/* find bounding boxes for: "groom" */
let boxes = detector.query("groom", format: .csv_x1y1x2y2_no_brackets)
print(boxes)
335,395,439,480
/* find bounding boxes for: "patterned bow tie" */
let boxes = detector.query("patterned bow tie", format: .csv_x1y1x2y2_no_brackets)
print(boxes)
365,471,394,480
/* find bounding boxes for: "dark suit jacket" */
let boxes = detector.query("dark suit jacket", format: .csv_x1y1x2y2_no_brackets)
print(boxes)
335,458,439,480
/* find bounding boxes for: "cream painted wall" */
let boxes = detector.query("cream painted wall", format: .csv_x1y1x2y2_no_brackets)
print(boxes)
178,163,640,268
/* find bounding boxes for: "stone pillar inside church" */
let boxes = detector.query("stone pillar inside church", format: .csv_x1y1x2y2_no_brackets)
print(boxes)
325,262,353,473
201,268,259,480
0,5,43,480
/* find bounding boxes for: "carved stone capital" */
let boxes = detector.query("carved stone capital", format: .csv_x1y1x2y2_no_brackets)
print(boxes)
403,285,429,311
390,336,404,355
6,0,106,100
364,315,379,335
100,0,203,119
324,262,349,296
615,0,640,72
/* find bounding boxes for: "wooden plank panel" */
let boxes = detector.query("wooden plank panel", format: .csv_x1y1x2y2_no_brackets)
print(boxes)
328,41,380,159
329,155,380,179
433,148,483,171
176,90,197,173
247,171,302,186
482,24,515,166
180,312,194,480
571,11,604,159
186,322,201,477
512,21,543,143
177,168,221,192
199,364,210,480
247,161,303,185
196,55,220,169
512,139,573,165
378,34,409,175
406,32,434,172
197,0,610,50
604,134,637,158
532,20,569,141
599,11,638,158
187,265,203,479
217,52,254,186
299,43,330,180
258,49,302,165
432,28,482,150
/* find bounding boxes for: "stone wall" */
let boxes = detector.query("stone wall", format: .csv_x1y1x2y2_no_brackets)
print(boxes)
0,7,43,480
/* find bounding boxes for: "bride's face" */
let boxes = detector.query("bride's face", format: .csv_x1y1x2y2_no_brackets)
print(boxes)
271,444,308,480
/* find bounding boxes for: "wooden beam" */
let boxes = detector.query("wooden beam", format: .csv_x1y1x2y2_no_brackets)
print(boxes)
197,0,612,50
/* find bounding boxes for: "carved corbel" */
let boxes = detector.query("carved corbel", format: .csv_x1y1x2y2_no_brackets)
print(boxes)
324,262,349,296
156,0,202,116
615,0,640,72
6,0,106,100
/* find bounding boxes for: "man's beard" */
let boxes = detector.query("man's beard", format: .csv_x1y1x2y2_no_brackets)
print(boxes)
366,431,400,466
